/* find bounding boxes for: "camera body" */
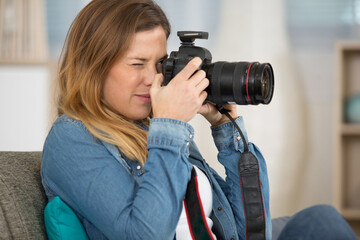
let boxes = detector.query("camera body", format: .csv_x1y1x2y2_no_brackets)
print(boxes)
162,31,211,83
162,31,218,102
162,31,274,105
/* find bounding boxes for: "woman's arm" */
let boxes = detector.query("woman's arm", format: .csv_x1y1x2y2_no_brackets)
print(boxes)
41,116,193,239
211,117,272,240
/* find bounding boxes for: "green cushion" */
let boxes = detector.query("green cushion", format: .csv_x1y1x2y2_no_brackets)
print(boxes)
44,196,89,240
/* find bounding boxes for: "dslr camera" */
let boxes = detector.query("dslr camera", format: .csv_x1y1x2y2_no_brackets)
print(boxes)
162,31,274,105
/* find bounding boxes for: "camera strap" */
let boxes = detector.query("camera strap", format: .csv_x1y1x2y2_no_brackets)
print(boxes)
216,105,266,240
181,167,215,240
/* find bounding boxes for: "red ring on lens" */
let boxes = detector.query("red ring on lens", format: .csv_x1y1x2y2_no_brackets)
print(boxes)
246,62,253,104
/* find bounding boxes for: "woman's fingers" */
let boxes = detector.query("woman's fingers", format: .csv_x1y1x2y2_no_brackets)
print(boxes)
151,73,164,91
171,57,202,84
199,90,208,102
151,57,211,122
196,77,210,93
191,69,207,86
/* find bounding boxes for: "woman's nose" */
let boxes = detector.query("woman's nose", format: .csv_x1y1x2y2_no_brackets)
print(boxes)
143,65,158,86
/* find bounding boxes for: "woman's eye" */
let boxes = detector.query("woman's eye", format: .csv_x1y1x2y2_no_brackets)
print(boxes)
156,60,164,73
132,63,143,66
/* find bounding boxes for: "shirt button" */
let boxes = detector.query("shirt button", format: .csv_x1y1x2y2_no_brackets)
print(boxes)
136,165,141,170
189,134,193,139
236,136,241,141
217,206,222,211
186,142,190,146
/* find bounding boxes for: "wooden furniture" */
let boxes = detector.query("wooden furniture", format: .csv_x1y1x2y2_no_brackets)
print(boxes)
0,0,47,63
334,42,360,236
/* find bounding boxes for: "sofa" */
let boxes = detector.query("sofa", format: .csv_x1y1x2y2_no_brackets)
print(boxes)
0,151,293,240
0,151,47,239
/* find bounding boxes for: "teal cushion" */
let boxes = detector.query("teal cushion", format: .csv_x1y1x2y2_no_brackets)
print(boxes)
44,196,89,240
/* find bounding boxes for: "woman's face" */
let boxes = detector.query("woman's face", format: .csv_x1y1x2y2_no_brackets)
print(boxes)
103,26,167,121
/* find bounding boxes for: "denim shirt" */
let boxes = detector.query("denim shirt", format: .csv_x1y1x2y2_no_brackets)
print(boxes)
41,115,271,240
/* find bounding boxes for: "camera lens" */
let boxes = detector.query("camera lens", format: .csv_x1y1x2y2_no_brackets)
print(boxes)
205,61,274,105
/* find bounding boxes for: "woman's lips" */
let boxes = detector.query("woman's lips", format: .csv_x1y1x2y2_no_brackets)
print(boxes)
135,94,151,103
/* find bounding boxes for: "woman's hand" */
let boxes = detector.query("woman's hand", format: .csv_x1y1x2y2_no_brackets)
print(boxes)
150,57,209,122
198,103,238,127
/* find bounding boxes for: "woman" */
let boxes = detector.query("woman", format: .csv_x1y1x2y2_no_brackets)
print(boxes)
41,0,357,239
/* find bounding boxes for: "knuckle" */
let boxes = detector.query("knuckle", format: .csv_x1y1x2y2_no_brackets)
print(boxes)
204,78,210,86
202,92,208,100
198,70,206,78
187,62,198,71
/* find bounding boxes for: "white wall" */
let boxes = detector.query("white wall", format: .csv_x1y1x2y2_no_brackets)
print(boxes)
0,65,50,151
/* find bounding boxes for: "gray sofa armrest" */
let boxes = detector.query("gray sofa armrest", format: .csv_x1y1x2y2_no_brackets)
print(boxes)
0,152,47,239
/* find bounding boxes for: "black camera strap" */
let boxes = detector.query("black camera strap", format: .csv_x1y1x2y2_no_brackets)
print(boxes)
216,105,266,240
178,106,266,240
182,168,214,240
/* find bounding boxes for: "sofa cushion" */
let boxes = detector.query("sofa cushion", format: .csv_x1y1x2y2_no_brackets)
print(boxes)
0,151,47,239
44,196,89,240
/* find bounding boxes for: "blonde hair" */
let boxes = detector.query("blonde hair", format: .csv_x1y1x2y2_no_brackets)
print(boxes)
57,0,170,165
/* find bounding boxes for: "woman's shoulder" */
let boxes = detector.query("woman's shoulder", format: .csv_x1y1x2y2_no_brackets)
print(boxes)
53,114,88,131
46,114,95,145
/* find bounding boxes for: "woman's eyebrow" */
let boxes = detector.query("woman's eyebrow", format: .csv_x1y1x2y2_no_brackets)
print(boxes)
130,54,168,62
131,57,148,62
159,54,168,60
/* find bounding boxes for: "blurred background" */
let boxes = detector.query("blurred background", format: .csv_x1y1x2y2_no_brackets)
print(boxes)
1,0,360,233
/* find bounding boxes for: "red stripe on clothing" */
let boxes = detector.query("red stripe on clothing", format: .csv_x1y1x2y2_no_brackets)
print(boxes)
194,176,215,240
184,201,195,240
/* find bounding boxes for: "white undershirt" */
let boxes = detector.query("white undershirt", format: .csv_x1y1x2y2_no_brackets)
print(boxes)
176,166,217,240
